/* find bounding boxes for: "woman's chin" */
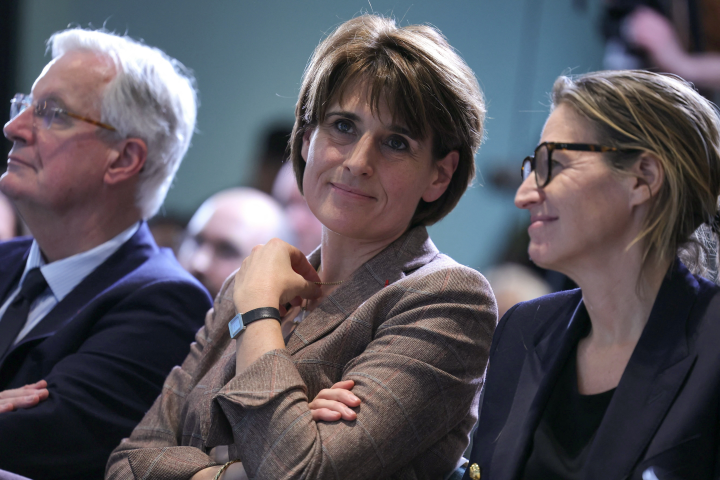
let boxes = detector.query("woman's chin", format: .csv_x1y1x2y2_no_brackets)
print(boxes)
528,243,557,271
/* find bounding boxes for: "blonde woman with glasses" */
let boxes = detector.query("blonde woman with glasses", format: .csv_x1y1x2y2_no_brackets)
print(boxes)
464,70,720,480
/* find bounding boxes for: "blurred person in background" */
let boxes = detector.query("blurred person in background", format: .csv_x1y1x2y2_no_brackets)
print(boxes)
108,14,495,480
272,161,323,255
484,263,551,318
251,123,294,194
627,4,720,90
466,70,720,479
0,191,20,241
178,187,292,299
0,28,211,479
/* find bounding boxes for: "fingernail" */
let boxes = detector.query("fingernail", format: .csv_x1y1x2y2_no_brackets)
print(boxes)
350,395,359,402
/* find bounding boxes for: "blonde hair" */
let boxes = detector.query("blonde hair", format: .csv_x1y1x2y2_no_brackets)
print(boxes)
552,70,720,278
289,15,486,227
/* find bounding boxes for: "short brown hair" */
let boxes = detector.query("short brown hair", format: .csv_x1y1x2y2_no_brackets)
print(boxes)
552,70,720,272
289,15,485,227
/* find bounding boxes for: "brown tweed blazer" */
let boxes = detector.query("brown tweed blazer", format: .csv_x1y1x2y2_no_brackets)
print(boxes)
106,226,497,480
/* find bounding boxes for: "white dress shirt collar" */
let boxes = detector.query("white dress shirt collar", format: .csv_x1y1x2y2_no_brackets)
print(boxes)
22,222,141,302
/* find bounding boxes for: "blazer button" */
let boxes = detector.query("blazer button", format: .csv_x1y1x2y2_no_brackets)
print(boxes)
469,463,481,480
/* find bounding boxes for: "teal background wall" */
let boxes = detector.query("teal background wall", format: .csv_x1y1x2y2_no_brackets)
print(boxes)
13,0,605,269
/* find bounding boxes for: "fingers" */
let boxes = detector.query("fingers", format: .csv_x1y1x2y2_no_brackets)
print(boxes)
311,408,343,422
0,380,49,413
308,399,357,421
286,243,321,283
0,391,48,412
315,385,361,407
331,379,355,390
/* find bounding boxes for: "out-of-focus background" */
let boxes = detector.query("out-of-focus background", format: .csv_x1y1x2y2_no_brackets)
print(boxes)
2,0,716,306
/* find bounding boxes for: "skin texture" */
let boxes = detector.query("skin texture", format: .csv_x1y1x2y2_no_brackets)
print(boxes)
190,82,458,480
515,103,669,395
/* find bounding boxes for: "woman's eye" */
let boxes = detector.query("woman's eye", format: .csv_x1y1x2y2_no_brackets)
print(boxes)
334,120,354,134
551,160,564,170
386,135,408,151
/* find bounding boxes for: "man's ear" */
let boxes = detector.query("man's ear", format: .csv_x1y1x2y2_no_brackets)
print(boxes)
422,150,460,203
629,152,664,207
301,127,314,163
104,138,148,185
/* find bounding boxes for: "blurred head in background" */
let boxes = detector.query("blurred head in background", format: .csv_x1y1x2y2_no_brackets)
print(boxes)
272,162,322,255
178,187,292,298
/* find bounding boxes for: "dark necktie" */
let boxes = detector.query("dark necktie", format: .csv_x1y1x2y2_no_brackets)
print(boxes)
0,268,48,358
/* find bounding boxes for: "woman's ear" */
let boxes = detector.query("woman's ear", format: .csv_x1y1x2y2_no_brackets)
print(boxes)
301,127,314,163
104,137,148,185
422,150,460,203
629,152,664,207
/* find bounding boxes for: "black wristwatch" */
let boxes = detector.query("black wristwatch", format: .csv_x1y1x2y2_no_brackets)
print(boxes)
228,307,282,339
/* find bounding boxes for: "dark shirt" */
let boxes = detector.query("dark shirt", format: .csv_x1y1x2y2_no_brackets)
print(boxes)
523,343,615,480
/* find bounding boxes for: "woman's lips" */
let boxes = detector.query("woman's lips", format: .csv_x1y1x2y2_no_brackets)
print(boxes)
529,215,558,229
330,182,375,200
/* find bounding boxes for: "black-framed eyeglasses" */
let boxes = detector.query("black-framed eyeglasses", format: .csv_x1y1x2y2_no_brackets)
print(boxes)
9,93,116,131
521,142,639,188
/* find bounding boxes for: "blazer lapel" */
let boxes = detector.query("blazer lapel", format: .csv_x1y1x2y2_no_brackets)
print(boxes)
286,227,438,355
0,240,30,303
491,294,587,480
3,224,157,357
584,261,699,480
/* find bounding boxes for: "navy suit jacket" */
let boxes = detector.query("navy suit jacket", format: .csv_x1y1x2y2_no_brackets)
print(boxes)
0,223,212,480
466,260,720,480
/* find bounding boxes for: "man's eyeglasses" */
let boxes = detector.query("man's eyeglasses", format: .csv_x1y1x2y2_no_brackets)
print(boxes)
9,93,116,131
521,142,639,188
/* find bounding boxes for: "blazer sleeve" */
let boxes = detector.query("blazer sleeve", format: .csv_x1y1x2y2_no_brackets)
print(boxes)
0,279,210,480
113,265,496,480
217,265,496,479
105,300,222,479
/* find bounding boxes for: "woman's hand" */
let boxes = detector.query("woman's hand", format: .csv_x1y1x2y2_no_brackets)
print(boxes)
309,380,361,422
190,462,247,480
233,239,321,315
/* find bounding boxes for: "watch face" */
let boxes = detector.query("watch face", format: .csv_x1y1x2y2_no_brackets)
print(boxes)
228,313,245,338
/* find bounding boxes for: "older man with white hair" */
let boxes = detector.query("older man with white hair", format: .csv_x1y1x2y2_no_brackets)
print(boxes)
0,29,211,479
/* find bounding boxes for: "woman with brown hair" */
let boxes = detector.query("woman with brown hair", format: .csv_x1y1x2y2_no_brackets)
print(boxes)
465,70,720,479
107,14,496,480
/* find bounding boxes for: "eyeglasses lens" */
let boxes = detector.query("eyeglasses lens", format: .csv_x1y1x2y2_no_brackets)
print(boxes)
535,144,549,186
522,158,533,181
10,95,30,121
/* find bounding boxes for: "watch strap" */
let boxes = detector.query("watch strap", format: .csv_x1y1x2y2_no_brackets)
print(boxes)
228,307,282,339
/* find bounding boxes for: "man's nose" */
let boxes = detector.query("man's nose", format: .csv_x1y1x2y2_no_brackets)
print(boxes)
4,107,35,145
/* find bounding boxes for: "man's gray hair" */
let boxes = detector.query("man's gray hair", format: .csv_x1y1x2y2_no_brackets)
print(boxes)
49,28,197,219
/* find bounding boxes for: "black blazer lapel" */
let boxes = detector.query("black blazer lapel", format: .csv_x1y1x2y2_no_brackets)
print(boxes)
584,262,699,480
491,296,588,480
0,238,32,303
0,224,157,368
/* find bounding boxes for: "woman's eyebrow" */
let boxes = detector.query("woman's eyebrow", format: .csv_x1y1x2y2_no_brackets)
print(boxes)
326,111,361,123
388,124,416,140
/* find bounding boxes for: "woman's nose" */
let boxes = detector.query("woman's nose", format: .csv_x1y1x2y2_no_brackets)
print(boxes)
514,175,543,210
344,134,375,177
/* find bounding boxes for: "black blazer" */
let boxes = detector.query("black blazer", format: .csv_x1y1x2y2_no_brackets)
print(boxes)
466,260,720,480
0,223,212,480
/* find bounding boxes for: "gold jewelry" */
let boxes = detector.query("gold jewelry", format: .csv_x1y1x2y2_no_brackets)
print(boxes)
213,460,241,480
